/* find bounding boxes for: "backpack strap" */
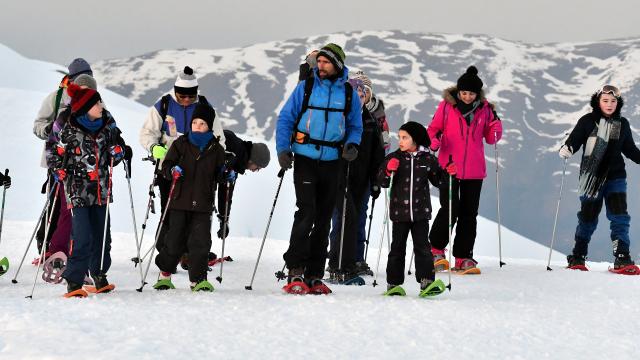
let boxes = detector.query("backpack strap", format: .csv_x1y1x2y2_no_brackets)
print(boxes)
343,81,352,118
159,94,171,121
290,76,315,145
52,86,64,119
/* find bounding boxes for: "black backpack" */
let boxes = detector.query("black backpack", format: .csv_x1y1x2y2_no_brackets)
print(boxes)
291,75,353,148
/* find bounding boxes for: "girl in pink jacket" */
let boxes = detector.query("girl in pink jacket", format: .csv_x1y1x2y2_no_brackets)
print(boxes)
426,66,502,273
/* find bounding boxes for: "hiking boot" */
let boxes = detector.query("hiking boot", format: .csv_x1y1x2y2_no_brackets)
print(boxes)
454,258,478,271
355,261,374,276
614,252,635,269
64,280,88,298
287,267,304,284
91,274,110,290
567,254,586,268
432,247,449,271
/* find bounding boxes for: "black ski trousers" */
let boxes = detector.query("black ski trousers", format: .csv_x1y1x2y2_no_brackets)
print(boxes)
155,209,212,282
387,219,434,285
283,155,339,279
429,178,483,259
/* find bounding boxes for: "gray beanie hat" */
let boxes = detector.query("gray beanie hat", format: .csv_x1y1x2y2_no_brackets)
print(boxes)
249,143,271,168
73,74,97,90
67,58,92,80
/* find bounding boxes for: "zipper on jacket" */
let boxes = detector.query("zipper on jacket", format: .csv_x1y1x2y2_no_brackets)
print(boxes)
410,153,414,222
461,126,470,180
319,84,333,159
94,142,102,206
183,105,188,135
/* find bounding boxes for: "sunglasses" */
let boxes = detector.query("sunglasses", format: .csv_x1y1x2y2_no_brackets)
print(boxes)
176,93,197,100
597,85,621,97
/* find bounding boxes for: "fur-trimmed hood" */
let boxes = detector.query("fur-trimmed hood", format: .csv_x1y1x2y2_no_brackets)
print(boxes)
590,92,624,118
442,86,495,110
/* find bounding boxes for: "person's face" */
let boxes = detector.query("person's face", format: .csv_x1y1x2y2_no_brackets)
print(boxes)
458,91,477,105
316,56,337,79
398,130,417,152
364,87,372,104
176,92,197,106
191,118,209,133
246,161,262,172
87,101,103,120
599,93,618,116
356,87,366,107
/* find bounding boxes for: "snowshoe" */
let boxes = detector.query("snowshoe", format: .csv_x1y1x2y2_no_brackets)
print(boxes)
566,254,588,271
383,285,406,296
609,265,640,275
307,279,332,295
64,281,88,298
153,278,176,290
0,256,9,276
452,258,481,275
191,280,214,292
84,275,115,294
434,258,450,272
282,280,310,294
208,256,232,268
419,279,446,298
32,251,52,266
42,251,66,284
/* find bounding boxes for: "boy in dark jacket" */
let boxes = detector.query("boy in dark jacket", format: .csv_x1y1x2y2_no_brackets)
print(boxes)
559,85,640,272
46,83,126,298
377,121,455,297
153,103,225,292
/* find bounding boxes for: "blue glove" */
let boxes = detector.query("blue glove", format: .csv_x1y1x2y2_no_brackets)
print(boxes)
109,145,125,161
225,169,237,182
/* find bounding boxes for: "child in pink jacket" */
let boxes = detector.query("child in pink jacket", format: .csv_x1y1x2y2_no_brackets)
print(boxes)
426,66,502,273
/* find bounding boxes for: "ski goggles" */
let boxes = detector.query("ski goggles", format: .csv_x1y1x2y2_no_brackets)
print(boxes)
597,85,621,97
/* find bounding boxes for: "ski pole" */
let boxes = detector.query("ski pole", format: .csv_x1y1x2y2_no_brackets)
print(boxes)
12,184,55,283
547,159,568,271
246,168,286,290
373,173,392,287
137,174,179,292
132,158,159,265
216,179,233,284
124,159,144,283
99,158,115,273
26,182,60,299
364,195,376,262
337,164,350,273
0,169,9,274
494,131,505,267
407,251,414,275
447,155,453,291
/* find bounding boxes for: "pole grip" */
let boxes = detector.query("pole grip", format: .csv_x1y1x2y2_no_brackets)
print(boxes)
277,168,286,178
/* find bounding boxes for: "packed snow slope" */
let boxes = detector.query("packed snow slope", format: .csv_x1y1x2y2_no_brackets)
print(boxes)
2,219,636,359
94,30,640,261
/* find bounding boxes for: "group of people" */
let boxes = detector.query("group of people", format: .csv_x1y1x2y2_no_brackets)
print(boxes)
4,41,636,298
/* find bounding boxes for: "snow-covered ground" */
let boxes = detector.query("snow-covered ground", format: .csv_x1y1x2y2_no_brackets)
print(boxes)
0,218,637,359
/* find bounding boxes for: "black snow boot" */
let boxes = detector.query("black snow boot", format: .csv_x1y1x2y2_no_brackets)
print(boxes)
567,254,586,268
614,252,635,269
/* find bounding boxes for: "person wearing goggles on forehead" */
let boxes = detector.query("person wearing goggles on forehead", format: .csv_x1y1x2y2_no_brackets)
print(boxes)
560,85,640,272
140,65,226,252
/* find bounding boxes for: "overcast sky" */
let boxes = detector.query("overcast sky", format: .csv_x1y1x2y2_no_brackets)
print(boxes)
2,0,639,66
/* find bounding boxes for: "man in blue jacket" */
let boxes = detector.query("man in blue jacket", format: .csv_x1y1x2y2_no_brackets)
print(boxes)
276,43,363,293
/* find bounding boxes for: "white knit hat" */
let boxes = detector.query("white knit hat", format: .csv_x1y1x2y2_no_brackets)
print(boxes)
174,66,198,94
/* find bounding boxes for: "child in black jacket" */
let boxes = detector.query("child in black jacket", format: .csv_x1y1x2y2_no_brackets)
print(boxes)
377,121,455,297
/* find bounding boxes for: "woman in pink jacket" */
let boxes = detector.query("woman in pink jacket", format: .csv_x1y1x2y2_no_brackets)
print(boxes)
427,66,502,273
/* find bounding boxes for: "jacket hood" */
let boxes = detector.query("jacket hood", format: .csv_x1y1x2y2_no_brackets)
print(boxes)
443,86,494,110
590,92,624,118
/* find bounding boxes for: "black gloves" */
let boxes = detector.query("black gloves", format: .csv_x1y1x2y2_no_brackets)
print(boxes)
342,143,358,162
217,215,230,239
370,184,381,200
278,151,293,170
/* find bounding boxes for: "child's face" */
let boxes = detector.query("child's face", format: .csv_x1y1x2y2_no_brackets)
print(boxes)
458,91,477,105
87,101,103,120
599,93,618,116
398,130,417,152
191,118,209,133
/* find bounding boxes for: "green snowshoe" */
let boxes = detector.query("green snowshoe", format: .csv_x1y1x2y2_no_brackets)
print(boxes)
383,285,406,296
0,257,8,276
191,280,214,292
419,279,446,298
153,278,176,290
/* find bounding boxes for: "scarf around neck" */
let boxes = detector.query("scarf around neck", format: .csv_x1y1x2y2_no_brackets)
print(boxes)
578,116,621,198
188,131,214,152
76,113,103,133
